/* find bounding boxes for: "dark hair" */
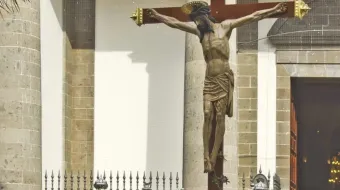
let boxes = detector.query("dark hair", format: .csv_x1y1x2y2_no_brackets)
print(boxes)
189,6,216,42
189,6,216,23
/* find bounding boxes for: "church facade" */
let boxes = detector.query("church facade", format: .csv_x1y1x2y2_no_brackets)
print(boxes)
0,0,339,190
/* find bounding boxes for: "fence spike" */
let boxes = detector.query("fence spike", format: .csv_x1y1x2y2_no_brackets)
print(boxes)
136,172,139,190
169,172,172,190
268,170,271,188
77,171,80,190
110,171,113,190
123,171,126,190
116,171,119,190
149,171,152,186
90,171,93,190
242,173,245,190
64,170,67,190
46,170,183,190
70,171,74,190
45,170,48,190
52,170,55,190
84,171,87,190
156,172,159,190
162,172,165,190
259,165,262,174
129,171,132,190
58,170,61,190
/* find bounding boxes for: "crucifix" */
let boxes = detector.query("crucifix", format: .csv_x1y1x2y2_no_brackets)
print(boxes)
130,0,311,26
130,0,310,189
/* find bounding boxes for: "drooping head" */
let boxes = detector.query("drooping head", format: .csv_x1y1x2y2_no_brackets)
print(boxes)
181,1,216,38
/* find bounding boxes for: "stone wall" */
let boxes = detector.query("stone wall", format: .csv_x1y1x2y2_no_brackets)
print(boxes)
235,1,259,188
237,52,258,189
63,0,95,171
0,0,42,189
268,0,340,45
70,49,94,171
64,34,73,169
236,0,258,50
276,49,340,190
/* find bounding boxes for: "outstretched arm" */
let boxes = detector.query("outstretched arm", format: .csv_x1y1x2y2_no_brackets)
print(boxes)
222,2,287,29
146,9,200,36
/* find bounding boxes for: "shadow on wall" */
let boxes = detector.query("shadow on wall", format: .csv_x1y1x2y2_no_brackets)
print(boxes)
50,0,63,29
95,0,186,176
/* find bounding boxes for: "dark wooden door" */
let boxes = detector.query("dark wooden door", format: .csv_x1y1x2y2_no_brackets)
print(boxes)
290,94,298,190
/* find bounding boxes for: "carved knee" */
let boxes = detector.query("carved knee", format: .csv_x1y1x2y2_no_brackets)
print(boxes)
204,110,212,119
216,112,225,123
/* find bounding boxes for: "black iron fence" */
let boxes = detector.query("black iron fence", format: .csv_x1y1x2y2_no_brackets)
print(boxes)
44,171,182,190
45,169,280,190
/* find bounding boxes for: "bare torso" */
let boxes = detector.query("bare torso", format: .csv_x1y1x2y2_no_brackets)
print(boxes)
201,23,232,77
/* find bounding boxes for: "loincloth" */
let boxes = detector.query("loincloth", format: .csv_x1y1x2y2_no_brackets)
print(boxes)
203,69,234,117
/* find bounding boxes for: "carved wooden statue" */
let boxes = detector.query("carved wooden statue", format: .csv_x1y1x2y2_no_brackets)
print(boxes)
131,0,310,175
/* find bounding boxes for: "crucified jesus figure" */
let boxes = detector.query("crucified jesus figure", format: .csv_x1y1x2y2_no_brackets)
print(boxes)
146,1,287,173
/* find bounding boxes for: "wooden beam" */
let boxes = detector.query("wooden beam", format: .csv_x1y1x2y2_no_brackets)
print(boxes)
130,0,311,26
141,2,294,24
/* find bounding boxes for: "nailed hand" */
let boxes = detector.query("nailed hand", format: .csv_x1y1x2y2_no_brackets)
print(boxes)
145,8,158,18
275,2,288,14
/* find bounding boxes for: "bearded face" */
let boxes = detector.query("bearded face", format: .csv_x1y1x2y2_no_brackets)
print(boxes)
194,15,209,31
188,5,216,42
193,15,214,35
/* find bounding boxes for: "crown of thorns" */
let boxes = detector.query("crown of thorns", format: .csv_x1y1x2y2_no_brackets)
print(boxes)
181,1,209,14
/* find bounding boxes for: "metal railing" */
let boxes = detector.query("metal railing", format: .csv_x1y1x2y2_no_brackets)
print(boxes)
44,171,182,190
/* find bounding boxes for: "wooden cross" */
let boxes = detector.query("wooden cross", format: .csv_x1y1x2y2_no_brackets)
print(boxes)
129,0,310,189
130,0,311,26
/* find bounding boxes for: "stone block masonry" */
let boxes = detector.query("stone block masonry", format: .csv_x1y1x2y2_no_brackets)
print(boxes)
63,0,95,172
64,34,73,170
236,0,258,50
0,0,42,189
69,49,94,171
63,50,95,173
237,53,258,189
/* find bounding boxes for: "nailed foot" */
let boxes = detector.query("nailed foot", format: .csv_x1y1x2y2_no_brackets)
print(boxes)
217,151,228,162
204,158,213,173
210,173,230,190
210,159,216,172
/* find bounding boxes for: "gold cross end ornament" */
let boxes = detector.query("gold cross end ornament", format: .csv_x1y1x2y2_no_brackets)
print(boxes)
130,8,143,26
294,0,311,20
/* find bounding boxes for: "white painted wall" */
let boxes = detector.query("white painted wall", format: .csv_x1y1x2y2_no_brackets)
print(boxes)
41,0,64,186
94,0,185,185
257,17,277,188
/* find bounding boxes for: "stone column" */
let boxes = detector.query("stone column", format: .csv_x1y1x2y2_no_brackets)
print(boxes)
183,1,210,188
183,0,240,189
0,0,41,190
183,31,207,190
